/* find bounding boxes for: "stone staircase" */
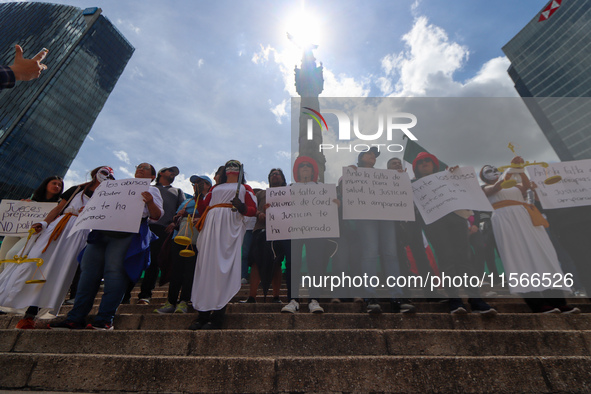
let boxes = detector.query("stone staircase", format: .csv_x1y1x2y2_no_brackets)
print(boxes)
1,285,591,392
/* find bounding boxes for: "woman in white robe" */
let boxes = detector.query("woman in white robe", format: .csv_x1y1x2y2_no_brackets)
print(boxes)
189,160,256,329
0,176,63,272
0,166,114,328
481,159,578,313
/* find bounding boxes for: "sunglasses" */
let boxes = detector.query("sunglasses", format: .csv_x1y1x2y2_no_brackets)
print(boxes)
416,158,433,165
299,162,313,168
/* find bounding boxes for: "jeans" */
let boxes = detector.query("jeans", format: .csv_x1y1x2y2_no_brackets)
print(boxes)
356,219,402,298
67,232,133,324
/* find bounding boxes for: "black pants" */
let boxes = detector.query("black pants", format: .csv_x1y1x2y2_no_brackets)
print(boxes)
423,213,478,298
167,242,197,304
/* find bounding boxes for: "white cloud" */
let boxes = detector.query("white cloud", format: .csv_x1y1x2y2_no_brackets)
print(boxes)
117,18,141,35
322,69,370,97
198,59,204,68
382,16,469,97
379,16,517,98
275,150,291,159
461,56,518,97
62,169,82,191
252,43,369,98
114,150,131,164
252,44,274,64
247,180,269,190
269,99,288,124
118,166,134,179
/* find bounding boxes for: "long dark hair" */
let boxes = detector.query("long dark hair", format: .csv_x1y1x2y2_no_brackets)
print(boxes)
31,176,63,202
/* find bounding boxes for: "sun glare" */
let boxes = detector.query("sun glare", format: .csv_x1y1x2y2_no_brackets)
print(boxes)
284,8,323,50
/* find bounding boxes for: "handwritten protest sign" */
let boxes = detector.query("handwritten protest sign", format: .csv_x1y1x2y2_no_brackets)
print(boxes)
266,183,339,240
527,159,591,209
69,178,150,235
0,200,57,236
342,167,414,221
412,167,493,225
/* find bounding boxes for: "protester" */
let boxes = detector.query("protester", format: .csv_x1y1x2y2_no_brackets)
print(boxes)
50,163,163,330
480,161,579,313
155,175,211,314
0,175,63,265
189,160,256,329
352,149,415,313
136,166,185,305
242,169,287,304
281,156,333,314
0,167,112,328
414,152,496,315
387,156,437,287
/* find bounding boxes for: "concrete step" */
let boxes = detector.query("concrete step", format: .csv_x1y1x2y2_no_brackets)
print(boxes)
62,299,591,314
4,313,591,331
1,353,590,393
3,329,591,357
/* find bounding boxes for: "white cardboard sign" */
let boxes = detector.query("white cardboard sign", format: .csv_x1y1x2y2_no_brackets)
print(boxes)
412,167,493,224
266,183,339,240
0,200,57,236
527,159,591,209
342,167,415,221
70,178,150,234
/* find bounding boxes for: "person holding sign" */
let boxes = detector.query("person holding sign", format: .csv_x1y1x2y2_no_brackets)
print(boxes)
50,163,163,330
413,152,495,315
242,168,287,304
0,167,112,329
350,148,415,314
0,175,64,265
387,156,438,286
481,160,578,313
188,160,256,330
281,156,333,314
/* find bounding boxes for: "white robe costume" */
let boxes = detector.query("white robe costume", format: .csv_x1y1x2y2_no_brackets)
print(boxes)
488,187,569,294
191,183,255,311
0,190,90,315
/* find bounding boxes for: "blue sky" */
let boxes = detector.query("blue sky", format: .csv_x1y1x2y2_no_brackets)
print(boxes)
21,0,557,192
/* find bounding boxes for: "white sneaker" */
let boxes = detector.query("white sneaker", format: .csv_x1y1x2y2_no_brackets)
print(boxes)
308,299,324,313
281,299,299,314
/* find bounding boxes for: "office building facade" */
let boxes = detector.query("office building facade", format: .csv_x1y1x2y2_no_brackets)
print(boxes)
0,3,133,199
503,0,591,161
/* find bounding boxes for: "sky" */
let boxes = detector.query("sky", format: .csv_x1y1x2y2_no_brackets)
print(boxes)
16,0,559,193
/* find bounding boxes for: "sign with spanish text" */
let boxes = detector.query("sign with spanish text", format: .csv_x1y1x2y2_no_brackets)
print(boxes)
412,167,493,225
0,200,57,236
69,178,150,234
342,167,414,221
266,183,339,240
527,159,591,209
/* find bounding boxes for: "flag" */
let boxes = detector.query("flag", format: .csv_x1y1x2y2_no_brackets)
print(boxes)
539,0,562,22
402,136,448,174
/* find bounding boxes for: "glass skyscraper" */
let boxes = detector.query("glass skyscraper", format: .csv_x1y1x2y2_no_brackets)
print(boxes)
503,0,591,161
0,3,134,199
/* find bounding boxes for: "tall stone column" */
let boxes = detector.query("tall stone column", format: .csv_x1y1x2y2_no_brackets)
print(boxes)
295,46,326,182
